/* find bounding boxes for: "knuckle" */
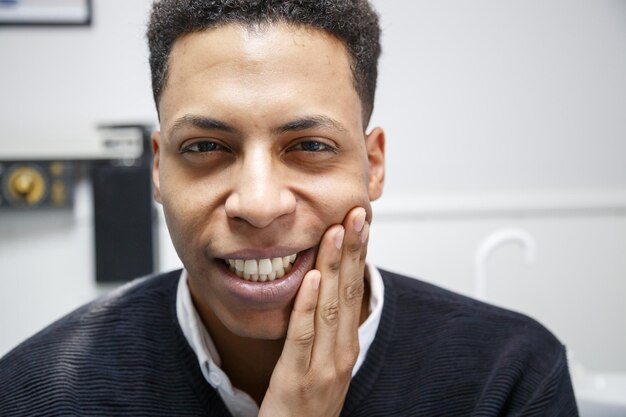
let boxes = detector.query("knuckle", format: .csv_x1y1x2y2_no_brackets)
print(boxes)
327,259,341,274
292,376,315,400
290,329,315,347
298,375,315,396
338,365,354,380
349,342,360,361
348,238,361,255
342,279,364,306
305,367,338,388
293,300,316,315
338,345,359,372
320,298,339,326
336,362,353,379
359,245,368,262
320,369,338,385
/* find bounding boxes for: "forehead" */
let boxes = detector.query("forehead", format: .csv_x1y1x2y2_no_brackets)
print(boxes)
159,22,362,130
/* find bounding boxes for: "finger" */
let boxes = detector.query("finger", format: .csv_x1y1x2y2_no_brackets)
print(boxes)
311,225,344,364
360,222,370,263
336,207,368,358
280,269,321,372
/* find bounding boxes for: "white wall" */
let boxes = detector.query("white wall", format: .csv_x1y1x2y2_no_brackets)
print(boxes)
1,0,625,376
0,0,156,155
371,0,626,194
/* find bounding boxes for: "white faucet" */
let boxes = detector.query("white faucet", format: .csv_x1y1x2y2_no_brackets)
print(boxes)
473,228,536,301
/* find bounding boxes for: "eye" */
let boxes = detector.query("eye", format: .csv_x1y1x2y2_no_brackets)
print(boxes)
290,140,337,153
180,141,228,153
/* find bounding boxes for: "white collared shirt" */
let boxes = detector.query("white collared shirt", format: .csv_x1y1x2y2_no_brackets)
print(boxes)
176,263,385,417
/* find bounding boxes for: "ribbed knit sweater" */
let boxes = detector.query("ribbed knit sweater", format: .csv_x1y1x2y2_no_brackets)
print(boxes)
0,269,578,416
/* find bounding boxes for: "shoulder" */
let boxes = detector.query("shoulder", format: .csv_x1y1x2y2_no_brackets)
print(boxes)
346,269,577,415
380,268,562,349
0,270,186,414
8,269,180,349
1,269,181,360
377,268,567,384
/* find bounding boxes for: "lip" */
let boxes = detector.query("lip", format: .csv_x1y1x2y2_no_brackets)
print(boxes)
217,247,301,260
215,247,317,304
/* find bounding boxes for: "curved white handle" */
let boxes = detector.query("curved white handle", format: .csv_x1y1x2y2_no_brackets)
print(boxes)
473,228,536,301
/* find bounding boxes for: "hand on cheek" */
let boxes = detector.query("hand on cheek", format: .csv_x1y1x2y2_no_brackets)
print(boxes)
259,207,369,417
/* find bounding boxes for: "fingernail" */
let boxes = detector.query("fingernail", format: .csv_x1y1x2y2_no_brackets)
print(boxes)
334,227,345,250
310,271,321,290
361,222,369,243
354,209,366,232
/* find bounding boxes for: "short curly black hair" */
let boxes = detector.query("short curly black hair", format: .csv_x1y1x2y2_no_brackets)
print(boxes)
147,0,381,126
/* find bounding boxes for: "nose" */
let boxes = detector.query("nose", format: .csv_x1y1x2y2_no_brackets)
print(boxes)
224,149,296,228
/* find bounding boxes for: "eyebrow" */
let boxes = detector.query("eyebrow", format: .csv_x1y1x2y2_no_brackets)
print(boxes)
168,114,237,137
168,113,347,137
274,115,348,135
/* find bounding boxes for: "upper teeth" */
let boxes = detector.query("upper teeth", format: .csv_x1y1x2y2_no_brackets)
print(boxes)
226,254,297,282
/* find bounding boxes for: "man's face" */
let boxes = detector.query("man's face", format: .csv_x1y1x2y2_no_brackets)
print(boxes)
152,23,384,340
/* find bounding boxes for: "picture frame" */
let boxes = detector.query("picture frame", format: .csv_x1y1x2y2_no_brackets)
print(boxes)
0,0,92,27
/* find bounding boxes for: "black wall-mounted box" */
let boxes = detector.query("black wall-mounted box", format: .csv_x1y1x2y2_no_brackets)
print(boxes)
91,125,157,283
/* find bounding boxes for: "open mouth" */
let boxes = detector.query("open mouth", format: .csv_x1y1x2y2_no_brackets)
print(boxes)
223,254,298,282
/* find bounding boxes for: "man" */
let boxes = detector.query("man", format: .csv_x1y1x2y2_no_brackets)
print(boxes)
0,1,578,416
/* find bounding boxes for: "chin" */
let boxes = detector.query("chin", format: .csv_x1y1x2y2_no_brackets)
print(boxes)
236,325,288,340
224,307,291,340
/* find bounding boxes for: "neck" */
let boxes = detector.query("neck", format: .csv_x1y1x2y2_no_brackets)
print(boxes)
203,312,284,404
195,282,371,405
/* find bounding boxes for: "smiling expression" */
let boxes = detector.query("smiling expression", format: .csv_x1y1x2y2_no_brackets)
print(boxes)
152,23,385,340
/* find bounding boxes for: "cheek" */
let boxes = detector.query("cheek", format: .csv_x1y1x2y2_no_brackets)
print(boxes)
159,160,223,226
159,177,210,255
303,166,371,224
161,198,193,259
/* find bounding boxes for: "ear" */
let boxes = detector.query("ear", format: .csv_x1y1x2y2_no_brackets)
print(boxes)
151,130,163,204
365,127,385,201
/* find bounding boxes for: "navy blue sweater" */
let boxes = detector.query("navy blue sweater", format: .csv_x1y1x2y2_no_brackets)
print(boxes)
0,269,578,416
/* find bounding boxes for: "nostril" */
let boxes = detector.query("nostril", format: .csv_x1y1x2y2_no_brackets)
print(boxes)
224,192,240,219
224,188,296,228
